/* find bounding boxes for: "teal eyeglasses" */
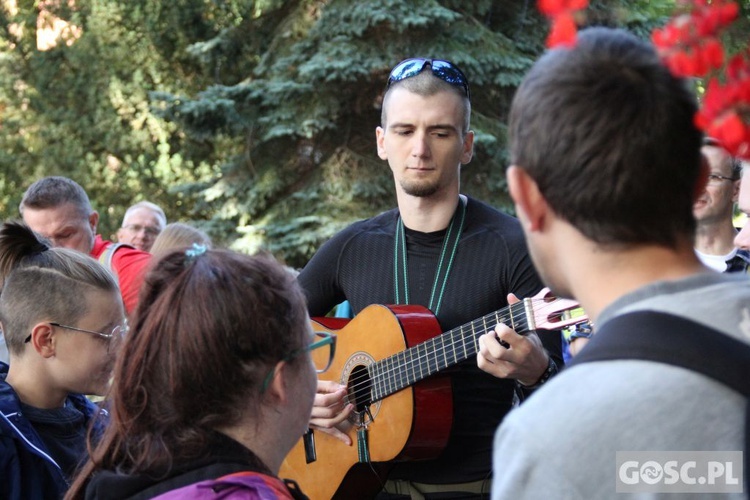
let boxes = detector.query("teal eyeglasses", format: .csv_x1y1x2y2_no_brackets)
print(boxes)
261,331,336,392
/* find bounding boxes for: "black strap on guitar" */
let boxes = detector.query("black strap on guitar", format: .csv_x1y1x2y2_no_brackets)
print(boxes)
567,310,750,493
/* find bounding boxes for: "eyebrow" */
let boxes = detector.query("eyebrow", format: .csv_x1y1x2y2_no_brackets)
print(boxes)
51,225,78,236
389,123,460,133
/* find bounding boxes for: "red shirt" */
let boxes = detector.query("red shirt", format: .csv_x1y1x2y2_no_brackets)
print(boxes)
90,235,152,314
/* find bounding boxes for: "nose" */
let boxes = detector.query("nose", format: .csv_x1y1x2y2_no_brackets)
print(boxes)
410,132,430,158
734,223,750,250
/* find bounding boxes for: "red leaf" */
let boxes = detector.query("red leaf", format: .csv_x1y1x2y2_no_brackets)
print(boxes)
718,2,739,25
538,0,588,17
546,13,578,48
539,0,566,16
702,38,724,71
709,112,746,155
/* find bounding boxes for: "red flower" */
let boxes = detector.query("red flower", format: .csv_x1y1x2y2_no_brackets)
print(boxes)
707,111,749,157
546,13,578,48
652,0,737,77
538,0,588,17
695,67,750,160
702,38,724,70
538,0,588,48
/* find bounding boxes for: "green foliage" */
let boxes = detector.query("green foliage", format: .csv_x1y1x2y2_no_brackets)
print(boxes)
0,0,226,235
150,0,675,266
0,0,738,267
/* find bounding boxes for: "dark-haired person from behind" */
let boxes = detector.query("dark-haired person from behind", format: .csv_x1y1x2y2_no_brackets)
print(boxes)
0,221,125,500
65,247,325,499
490,27,750,498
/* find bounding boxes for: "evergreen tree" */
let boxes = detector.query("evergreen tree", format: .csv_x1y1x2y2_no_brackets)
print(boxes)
0,0,692,263
0,0,229,236
154,0,671,267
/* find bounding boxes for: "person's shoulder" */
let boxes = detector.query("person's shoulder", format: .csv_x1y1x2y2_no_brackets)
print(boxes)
109,242,151,267
68,393,107,420
325,209,398,243
148,471,298,500
464,196,528,250
465,197,522,228
348,209,398,231
0,375,20,415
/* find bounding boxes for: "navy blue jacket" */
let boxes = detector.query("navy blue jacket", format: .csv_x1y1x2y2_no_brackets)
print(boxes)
0,362,107,500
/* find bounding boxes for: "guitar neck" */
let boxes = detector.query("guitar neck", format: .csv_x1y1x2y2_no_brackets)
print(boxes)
369,301,532,402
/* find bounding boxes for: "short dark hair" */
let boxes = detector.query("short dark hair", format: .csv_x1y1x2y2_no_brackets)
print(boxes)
19,176,92,218
509,27,703,248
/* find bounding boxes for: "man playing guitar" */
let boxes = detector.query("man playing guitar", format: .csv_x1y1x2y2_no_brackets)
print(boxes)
295,58,562,499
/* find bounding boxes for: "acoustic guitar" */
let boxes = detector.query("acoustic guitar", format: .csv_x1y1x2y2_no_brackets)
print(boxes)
280,288,587,499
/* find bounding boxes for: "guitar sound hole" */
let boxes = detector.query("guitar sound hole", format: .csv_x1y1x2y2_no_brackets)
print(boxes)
347,365,372,413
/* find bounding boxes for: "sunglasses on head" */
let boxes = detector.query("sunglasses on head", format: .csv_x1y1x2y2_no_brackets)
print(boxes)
386,58,470,99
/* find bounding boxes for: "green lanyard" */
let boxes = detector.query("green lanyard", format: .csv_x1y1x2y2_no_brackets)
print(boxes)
393,197,467,316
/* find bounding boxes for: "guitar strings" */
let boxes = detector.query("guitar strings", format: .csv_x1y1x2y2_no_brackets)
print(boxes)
340,300,580,407
338,302,534,408
338,299,584,405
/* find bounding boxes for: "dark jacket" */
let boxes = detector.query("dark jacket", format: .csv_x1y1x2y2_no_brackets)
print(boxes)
0,362,106,500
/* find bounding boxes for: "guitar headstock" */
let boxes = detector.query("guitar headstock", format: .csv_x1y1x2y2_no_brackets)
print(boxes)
527,288,589,330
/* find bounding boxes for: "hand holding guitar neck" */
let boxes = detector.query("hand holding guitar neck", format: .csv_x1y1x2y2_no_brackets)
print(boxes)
477,292,552,384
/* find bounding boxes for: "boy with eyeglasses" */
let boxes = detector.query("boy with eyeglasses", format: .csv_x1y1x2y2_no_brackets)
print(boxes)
0,221,125,500
295,58,560,498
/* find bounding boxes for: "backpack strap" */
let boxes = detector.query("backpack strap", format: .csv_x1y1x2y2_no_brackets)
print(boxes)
568,310,750,492
98,242,134,283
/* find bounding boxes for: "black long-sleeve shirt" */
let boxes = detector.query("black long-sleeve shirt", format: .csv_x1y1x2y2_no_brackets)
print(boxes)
298,196,561,485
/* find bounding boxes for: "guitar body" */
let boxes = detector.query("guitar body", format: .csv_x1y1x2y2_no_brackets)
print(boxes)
280,304,452,500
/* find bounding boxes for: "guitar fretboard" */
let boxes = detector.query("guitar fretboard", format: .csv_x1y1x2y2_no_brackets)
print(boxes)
369,301,532,402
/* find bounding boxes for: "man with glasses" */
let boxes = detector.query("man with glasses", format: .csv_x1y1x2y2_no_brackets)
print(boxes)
733,161,750,251
19,176,151,315
297,58,560,498
116,201,167,252
693,138,749,273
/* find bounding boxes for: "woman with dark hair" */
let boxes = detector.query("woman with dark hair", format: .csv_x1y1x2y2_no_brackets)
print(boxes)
66,246,328,499
0,221,125,500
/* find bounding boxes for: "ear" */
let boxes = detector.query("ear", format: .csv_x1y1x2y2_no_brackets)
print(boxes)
460,131,474,165
89,211,99,234
732,178,741,203
693,153,710,203
29,323,56,359
264,361,290,404
375,126,387,160
507,166,547,232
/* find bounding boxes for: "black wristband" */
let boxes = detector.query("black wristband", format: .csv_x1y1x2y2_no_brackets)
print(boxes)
517,356,558,390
